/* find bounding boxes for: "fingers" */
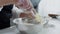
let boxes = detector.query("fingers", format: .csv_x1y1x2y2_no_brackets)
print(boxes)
19,12,35,19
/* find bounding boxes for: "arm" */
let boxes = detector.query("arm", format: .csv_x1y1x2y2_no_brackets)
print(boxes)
0,0,36,18
0,0,18,6
15,0,36,18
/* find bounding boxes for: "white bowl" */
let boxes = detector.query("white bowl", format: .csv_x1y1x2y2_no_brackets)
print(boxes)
13,18,43,34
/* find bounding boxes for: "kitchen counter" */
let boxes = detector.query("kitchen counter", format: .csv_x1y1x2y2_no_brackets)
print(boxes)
0,26,19,34
39,19,60,34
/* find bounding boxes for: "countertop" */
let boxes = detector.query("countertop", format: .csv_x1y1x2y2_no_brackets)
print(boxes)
0,26,19,34
39,19,60,34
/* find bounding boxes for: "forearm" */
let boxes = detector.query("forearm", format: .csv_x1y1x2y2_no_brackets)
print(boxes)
0,0,18,6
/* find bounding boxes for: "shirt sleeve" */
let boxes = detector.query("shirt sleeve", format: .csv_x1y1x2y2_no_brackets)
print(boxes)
15,0,34,10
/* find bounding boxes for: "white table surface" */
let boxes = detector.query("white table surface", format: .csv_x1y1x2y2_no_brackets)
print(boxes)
38,19,60,34
0,26,19,34
0,19,60,34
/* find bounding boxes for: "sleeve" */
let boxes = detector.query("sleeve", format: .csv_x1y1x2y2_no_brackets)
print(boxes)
15,0,34,10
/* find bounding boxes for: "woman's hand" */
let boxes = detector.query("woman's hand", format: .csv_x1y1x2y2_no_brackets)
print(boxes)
20,11,35,19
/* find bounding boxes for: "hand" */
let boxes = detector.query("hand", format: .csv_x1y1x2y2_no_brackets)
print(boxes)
20,11,35,19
